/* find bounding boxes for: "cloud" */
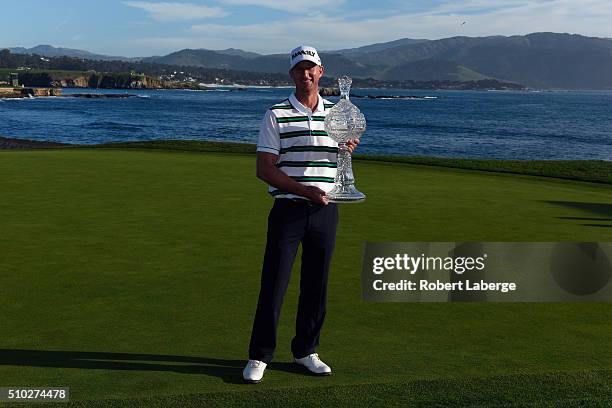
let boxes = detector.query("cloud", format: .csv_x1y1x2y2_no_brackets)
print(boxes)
218,0,341,13
124,1,227,21
186,0,612,53
429,0,534,14
127,0,612,55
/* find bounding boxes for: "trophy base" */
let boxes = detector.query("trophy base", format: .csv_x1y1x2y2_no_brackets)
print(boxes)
327,185,366,203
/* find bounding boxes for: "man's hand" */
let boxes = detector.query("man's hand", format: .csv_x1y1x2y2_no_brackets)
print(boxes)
346,138,360,154
257,152,330,204
302,186,329,205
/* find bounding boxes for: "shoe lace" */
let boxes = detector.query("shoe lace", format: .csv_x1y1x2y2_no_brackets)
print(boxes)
308,353,321,363
248,360,262,368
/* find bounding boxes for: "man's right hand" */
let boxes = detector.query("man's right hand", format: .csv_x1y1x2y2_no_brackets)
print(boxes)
303,186,329,205
256,152,330,205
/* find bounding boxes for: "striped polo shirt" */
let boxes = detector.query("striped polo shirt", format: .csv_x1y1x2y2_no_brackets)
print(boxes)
257,92,337,200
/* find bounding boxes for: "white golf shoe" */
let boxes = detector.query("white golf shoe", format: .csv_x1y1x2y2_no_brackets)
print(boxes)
242,360,267,383
294,353,332,376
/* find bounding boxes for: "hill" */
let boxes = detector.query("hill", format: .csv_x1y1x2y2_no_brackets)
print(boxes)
10,33,612,88
381,59,489,81
329,38,430,55
141,33,612,89
356,33,612,88
8,44,140,61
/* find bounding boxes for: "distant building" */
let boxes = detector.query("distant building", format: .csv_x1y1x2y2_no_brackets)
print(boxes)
9,73,19,87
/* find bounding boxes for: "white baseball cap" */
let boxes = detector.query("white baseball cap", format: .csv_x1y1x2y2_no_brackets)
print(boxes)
289,45,322,69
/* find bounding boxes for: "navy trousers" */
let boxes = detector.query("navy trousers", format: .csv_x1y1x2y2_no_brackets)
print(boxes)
248,198,339,364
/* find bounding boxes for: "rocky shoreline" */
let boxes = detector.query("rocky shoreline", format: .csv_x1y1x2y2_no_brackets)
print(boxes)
319,87,437,99
0,88,139,99
64,93,137,98
0,136,73,149
0,87,62,98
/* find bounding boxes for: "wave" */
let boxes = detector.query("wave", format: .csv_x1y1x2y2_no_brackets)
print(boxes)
180,88,231,92
1,96,66,102
86,121,148,132
372,96,437,100
0,97,34,102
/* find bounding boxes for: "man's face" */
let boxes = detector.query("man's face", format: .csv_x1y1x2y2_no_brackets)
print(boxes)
289,61,324,92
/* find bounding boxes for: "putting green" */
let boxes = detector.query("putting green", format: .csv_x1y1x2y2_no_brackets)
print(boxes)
1,148,611,406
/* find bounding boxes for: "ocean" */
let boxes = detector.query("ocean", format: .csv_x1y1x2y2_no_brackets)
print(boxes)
1,87,611,161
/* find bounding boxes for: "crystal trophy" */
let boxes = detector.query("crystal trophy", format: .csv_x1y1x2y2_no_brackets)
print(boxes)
324,76,366,203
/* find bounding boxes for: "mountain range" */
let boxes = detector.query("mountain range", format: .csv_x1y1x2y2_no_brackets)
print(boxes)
7,45,140,61
7,33,612,89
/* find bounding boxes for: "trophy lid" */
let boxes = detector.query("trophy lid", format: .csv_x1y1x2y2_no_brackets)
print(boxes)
338,76,352,99
324,75,365,142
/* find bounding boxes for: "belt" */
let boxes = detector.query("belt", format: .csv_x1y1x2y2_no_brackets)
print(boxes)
276,198,319,207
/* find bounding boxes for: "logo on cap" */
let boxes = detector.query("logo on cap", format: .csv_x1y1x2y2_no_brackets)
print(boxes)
292,50,316,59
289,45,321,68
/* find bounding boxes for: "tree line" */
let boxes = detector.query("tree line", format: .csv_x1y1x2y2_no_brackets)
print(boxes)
0,49,293,86
0,49,524,90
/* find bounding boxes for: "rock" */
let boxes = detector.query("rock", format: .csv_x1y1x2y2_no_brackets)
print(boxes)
0,136,73,149
1,87,63,98
62,93,136,98
319,87,339,96
51,76,89,88
318,88,436,100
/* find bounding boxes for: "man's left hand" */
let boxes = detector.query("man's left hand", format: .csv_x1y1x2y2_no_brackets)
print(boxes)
346,139,360,154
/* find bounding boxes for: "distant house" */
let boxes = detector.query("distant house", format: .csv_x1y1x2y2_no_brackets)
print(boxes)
9,73,19,87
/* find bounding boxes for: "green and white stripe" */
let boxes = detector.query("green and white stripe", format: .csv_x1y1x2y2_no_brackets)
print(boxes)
258,93,338,200
277,160,337,168
276,116,326,124
279,130,328,139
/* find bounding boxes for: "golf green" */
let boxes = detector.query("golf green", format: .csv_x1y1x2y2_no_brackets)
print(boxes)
1,148,611,407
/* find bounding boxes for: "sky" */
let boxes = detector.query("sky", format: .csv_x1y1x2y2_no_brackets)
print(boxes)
2,0,611,57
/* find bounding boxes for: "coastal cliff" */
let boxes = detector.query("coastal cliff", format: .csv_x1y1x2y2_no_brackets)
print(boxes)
18,71,165,89
86,73,164,88
52,76,89,87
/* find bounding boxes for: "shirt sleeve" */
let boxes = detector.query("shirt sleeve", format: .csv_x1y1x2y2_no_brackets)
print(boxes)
256,110,280,155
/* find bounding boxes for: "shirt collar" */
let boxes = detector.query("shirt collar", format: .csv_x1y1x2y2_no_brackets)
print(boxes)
289,92,324,115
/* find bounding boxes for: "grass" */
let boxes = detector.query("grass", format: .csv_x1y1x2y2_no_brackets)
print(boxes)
91,139,612,185
27,370,612,407
0,147,611,407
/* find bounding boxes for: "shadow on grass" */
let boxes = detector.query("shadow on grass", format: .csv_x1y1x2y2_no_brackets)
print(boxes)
546,201,612,229
0,349,306,384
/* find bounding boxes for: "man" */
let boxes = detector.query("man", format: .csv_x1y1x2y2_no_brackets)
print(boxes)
243,45,358,383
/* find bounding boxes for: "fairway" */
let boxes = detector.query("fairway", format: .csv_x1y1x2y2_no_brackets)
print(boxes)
1,148,612,407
